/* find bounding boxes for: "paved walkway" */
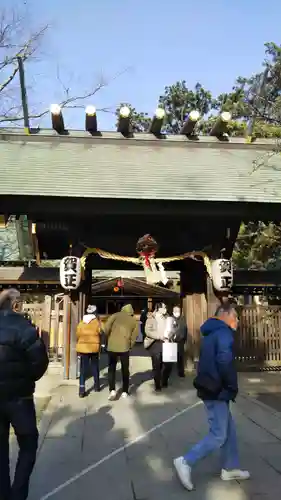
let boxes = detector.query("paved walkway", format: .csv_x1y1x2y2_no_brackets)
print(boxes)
15,352,281,500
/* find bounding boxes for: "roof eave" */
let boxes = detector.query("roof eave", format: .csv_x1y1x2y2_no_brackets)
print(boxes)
0,128,279,151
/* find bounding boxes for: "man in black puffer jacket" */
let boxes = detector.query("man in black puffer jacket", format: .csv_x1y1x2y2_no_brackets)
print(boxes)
0,289,49,500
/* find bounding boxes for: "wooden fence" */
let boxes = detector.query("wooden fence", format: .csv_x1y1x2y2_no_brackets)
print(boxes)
235,306,281,370
23,297,64,362
21,299,281,370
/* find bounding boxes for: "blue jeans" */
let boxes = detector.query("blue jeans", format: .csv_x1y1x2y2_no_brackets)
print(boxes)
79,353,100,392
184,400,240,470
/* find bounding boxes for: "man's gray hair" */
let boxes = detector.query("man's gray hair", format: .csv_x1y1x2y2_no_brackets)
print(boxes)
0,289,21,310
215,301,237,317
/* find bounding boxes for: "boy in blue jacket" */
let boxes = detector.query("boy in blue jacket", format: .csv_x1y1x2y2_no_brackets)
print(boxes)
174,302,250,491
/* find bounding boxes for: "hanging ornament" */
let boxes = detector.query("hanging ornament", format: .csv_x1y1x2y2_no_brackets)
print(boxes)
136,234,158,284
136,234,167,285
136,234,158,263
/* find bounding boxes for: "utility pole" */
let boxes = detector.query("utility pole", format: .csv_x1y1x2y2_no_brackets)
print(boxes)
17,56,30,134
246,68,269,142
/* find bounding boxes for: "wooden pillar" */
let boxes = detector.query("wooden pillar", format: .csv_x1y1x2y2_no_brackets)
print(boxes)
207,276,220,317
78,292,85,322
80,261,92,313
42,295,52,352
62,259,92,380
63,291,79,380
53,297,60,362
181,258,207,371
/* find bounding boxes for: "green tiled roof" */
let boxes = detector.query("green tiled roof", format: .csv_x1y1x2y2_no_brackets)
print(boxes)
1,132,281,202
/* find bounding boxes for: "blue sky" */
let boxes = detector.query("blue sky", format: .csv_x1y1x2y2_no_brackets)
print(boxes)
6,0,281,130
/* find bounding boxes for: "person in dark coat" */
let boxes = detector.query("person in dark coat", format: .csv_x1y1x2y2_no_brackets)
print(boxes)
171,305,187,377
0,289,49,500
140,308,147,340
140,301,153,341
173,302,250,491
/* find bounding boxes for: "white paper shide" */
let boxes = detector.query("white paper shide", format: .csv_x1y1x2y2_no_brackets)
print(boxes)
60,256,81,290
211,259,233,292
143,258,168,285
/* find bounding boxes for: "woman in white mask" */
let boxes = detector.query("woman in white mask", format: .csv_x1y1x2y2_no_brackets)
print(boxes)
144,302,174,391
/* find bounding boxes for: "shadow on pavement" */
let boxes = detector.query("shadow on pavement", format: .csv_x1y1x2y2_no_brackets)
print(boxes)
27,358,281,500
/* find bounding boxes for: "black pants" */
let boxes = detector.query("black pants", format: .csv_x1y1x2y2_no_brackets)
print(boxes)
151,352,173,390
79,353,100,393
108,351,130,393
0,397,38,500
140,324,146,340
177,340,185,377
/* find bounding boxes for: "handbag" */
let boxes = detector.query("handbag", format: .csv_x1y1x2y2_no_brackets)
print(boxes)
162,342,178,363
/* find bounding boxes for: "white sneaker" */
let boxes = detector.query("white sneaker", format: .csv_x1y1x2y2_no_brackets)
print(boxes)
121,392,129,398
221,469,250,481
173,457,194,491
108,390,117,401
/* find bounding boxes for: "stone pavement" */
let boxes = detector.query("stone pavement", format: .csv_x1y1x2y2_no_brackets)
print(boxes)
238,371,281,414
23,352,281,500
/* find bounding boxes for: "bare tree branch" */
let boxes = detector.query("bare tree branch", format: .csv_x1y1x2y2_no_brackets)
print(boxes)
0,65,18,93
0,9,130,126
0,23,48,91
0,65,130,124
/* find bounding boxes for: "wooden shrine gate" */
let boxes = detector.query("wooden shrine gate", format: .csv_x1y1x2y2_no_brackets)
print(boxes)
235,306,281,370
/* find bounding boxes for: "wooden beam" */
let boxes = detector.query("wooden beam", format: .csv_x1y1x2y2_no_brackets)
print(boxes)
2,194,281,220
